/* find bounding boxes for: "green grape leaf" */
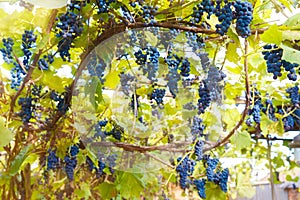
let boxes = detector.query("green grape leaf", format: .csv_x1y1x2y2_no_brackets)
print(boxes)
96,182,117,199
281,44,300,64
145,31,158,46
0,117,14,150
205,182,226,200
236,171,255,198
260,24,282,45
282,30,300,41
231,131,251,150
283,13,300,28
226,42,239,63
9,145,32,176
75,182,92,199
117,172,145,199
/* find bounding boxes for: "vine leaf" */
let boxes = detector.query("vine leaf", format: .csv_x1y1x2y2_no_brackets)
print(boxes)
260,24,282,45
283,13,300,28
96,182,117,199
281,44,300,64
0,117,14,150
117,172,145,199
9,145,31,176
231,131,251,150
236,171,255,198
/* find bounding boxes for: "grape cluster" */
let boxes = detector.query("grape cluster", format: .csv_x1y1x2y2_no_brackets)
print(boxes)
32,85,42,97
185,32,205,53
216,168,229,192
205,157,219,182
86,154,117,177
183,102,196,110
18,97,35,123
86,56,107,83
64,155,77,180
106,154,117,173
141,5,158,25
175,156,196,189
1,33,35,89
190,0,253,38
119,72,136,96
120,6,134,24
47,149,60,171
94,119,108,139
55,5,83,61
158,29,180,48
179,58,191,77
262,44,299,81
247,90,263,124
205,66,226,103
150,88,166,105
50,91,69,114
190,116,205,139
22,30,37,67
193,179,206,199
286,86,299,105
0,37,14,63
134,46,160,80
194,140,204,161
191,0,215,24
64,144,80,181
197,81,211,114
233,1,253,38
70,144,79,157
96,0,114,13
166,67,181,98
283,115,295,131
38,54,54,71
215,2,234,36
261,99,276,121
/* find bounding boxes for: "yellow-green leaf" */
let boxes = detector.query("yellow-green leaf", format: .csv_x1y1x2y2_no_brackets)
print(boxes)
260,24,282,45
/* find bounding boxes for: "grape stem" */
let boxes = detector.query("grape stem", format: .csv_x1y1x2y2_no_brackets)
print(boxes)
203,39,251,152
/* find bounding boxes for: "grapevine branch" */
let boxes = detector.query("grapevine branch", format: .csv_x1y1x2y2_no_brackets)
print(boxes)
89,141,190,153
203,39,251,152
8,9,58,119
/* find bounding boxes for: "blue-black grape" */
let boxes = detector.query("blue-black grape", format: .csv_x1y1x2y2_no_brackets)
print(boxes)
233,1,253,38
197,81,211,114
64,155,77,180
283,115,294,131
286,86,299,105
215,1,234,36
190,116,205,139
55,6,83,61
262,44,299,80
176,156,196,189
150,88,166,105
47,149,60,171
22,30,37,67
194,140,204,161
18,97,35,123
179,58,191,77
70,144,79,157
205,157,219,182
119,72,136,96
135,46,160,80
219,168,229,192
50,91,69,114
194,179,206,199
